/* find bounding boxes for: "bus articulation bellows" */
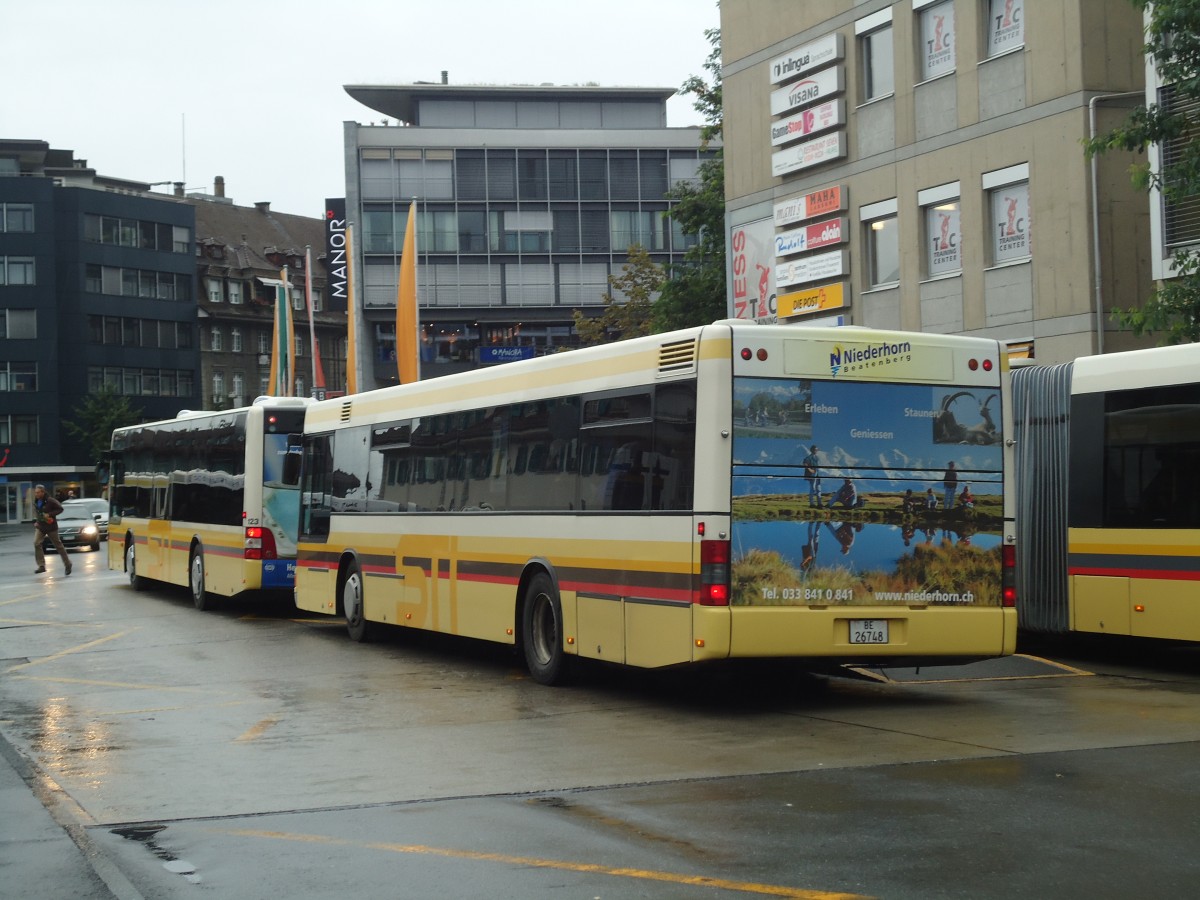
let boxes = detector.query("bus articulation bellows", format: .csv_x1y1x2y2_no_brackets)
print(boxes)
291,322,1017,683
1014,342,1200,641
106,396,311,608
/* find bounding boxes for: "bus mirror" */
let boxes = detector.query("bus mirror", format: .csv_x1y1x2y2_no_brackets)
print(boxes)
282,435,303,486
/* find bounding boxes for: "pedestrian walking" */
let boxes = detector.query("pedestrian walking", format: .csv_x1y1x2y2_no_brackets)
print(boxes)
33,484,72,575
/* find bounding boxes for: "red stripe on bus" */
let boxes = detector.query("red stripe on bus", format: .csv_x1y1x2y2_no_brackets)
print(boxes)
1069,566,1200,581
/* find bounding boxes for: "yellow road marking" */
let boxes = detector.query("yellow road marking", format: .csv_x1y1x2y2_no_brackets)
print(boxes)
0,592,56,606
848,654,1093,684
10,675,211,693
3,631,130,673
222,829,873,899
235,717,280,742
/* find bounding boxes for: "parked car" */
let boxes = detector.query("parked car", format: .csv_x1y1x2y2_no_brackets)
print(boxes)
62,498,109,540
46,507,101,552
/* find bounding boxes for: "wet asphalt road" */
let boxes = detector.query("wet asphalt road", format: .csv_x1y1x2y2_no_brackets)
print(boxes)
1,525,1199,899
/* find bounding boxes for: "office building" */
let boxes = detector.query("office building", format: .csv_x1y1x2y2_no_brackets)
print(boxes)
342,81,714,388
1,140,198,518
719,0,1155,363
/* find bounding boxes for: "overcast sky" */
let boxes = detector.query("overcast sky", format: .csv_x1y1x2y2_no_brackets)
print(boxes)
5,0,720,218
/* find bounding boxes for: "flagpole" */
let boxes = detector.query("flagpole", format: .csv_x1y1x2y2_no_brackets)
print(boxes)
304,245,320,393
281,266,296,397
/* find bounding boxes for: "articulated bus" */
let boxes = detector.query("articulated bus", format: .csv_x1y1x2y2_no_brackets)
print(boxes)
292,322,1016,684
1014,342,1200,641
106,397,311,608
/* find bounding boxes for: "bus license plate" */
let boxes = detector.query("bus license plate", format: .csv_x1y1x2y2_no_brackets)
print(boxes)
850,619,889,644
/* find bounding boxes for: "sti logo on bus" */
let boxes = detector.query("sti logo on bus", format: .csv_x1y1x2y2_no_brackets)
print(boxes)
829,340,913,376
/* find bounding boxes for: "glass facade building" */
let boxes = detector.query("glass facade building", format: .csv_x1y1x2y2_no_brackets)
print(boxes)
343,83,714,388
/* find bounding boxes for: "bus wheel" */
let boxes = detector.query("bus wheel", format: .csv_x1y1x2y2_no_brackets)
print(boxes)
343,561,373,642
189,544,213,611
522,572,567,686
126,537,144,591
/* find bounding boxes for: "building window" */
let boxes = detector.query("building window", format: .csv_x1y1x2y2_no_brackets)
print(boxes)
1,203,34,232
920,182,962,277
292,289,304,311
295,334,305,357
0,415,39,444
986,0,1024,57
258,331,270,354
295,376,306,397
918,0,956,81
212,371,225,402
857,9,895,102
231,327,242,352
260,373,270,396
861,199,900,288
0,309,36,339
0,257,35,285
1159,84,1200,249
211,327,223,351
0,362,37,392
984,165,1031,263
207,278,222,302
232,372,245,407
229,281,243,304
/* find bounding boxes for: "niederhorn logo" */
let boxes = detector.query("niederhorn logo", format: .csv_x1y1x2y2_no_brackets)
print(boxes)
829,340,913,376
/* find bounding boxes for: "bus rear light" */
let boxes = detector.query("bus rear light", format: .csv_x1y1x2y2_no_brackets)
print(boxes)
698,539,731,606
1001,544,1017,608
245,526,278,560
740,347,753,360
983,358,994,371
757,348,768,361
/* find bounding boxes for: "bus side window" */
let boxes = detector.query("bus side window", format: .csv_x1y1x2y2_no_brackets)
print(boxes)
301,434,334,539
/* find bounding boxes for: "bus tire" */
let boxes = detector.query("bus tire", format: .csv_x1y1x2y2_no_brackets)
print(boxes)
522,571,568,686
189,544,213,611
342,561,373,643
126,536,145,591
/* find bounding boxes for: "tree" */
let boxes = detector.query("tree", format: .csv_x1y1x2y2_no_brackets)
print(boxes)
1085,0,1200,343
64,387,142,463
574,245,664,346
656,26,728,332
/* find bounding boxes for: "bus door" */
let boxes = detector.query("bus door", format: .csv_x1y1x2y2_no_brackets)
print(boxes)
145,475,172,582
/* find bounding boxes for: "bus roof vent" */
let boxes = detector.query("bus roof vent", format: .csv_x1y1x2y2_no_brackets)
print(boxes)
658,337,698,376
339,401,353,423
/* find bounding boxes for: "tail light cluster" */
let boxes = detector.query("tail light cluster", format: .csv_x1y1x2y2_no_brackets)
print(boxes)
698,539,730,606
967,357,995,372
244,526,278,560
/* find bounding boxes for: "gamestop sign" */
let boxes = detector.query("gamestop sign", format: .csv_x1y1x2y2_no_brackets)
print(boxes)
775,217,846,258
771,99,844,147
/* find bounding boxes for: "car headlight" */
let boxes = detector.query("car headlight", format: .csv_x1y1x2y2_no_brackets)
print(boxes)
81,524,98,536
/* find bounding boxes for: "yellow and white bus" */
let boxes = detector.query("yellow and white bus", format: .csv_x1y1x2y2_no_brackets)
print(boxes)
106,397,311,609
293,322,1016,683
1014,342,1200,641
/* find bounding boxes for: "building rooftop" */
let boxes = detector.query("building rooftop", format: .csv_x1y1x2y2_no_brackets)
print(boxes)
345,83,677,126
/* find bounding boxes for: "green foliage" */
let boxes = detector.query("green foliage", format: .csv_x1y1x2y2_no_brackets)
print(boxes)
573,245,664,346
656,26,728,332
64,386,142,463
1084,0,1200,343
